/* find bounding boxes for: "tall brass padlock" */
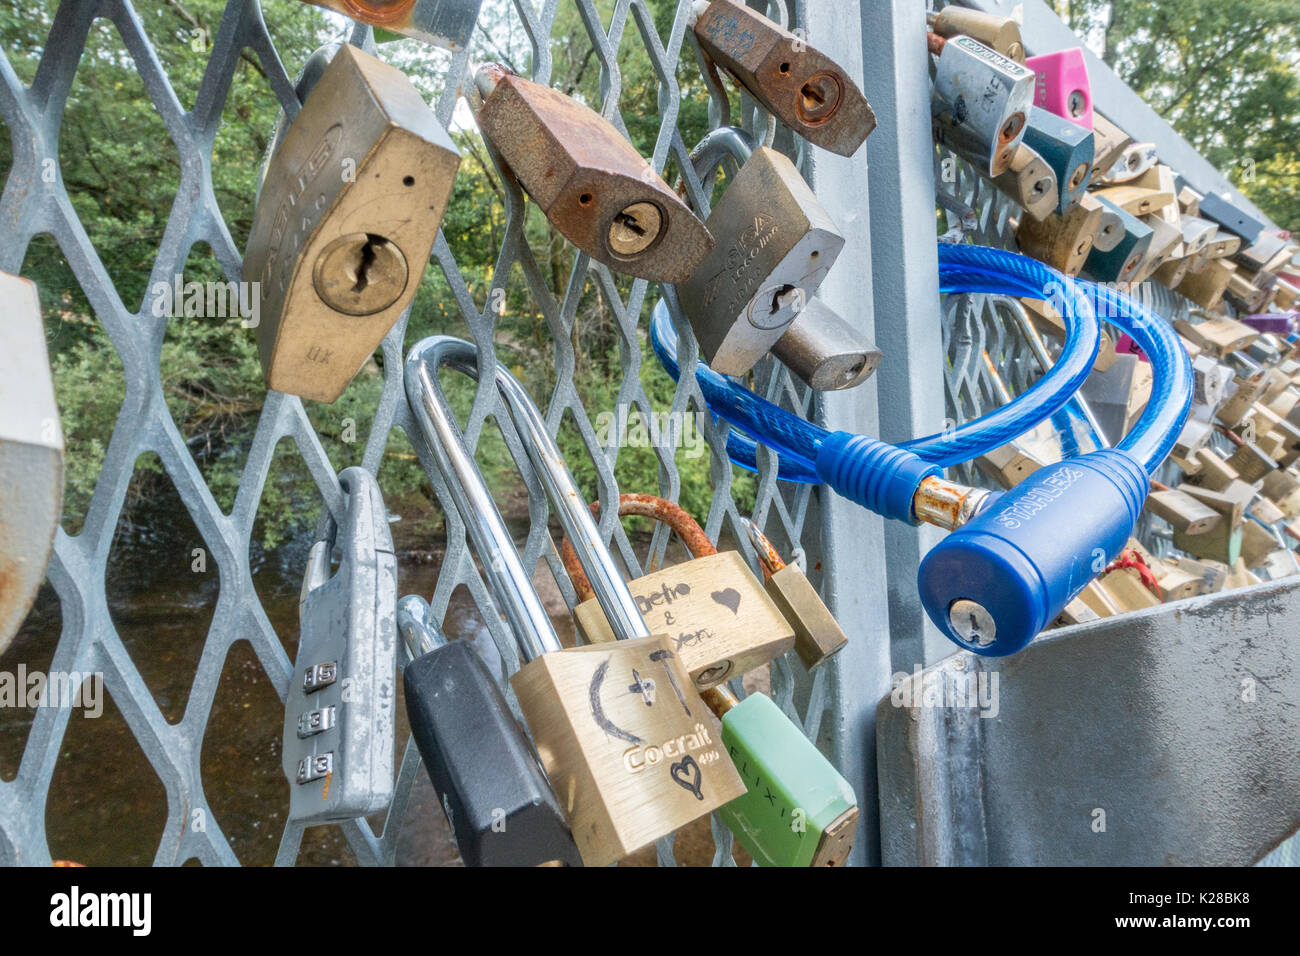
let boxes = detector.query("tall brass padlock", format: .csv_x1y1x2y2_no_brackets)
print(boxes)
563,495,795,689
245,44,460,403
745,520,847,671
405,336,744,868
928,6,1025,62
1016,194,1103,276
297,0,482,50
677,127,844,376
692,0,876,157
0,273,64,655
472,64,712,284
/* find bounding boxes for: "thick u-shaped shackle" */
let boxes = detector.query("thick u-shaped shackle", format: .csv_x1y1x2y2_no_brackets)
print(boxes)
404,335,649,647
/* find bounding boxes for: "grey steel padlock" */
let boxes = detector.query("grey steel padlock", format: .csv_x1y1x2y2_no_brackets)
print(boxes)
282,466,397,825
244,44,460,403
677,126,845,376
0,273,63,655
397,594,583,867
297,0,482,50
773,297,882,391
931,34,1035,178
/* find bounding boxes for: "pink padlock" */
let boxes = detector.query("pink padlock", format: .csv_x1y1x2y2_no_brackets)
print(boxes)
1114,333,1150,363
1026,48,1093,130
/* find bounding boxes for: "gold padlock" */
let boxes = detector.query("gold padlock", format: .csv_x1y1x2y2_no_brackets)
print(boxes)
995,144,1059,222
245,45,460,402
927,6,1026,62
745,520,848,671
1176,259,1237,311
562,495,795,689
1015,195,1103,276
692,0,876,157
472,64,712,283
1146,486,1222,536
1090,114,1133,186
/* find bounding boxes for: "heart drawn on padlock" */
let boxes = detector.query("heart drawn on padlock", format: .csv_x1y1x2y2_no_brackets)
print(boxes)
670,755,705,800
710,588,742,615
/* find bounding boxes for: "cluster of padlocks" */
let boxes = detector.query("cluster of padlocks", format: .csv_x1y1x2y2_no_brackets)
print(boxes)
2,0,1296,867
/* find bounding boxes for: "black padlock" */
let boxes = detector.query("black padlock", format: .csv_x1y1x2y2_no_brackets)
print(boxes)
398,594,583,867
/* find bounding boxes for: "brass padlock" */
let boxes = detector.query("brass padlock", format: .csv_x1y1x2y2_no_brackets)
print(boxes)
406,336,744,867
563,495,795,689
930,34,1035,178
1174,315,1256,358
677,127,844,376
994,144,1059,222
928,6,1026,62
744,520,847,670
0,273,64,655
245,44,460,402
1203,230,1243,260
1180,216,1218,257
1016,194,1103,276
297,0,482,49
1132,213,1184,283
1089,113,1132,185
771,297,881,392
472,64,712,284
1176,258,1236,310
1146,487,1222,536
692,0,876,157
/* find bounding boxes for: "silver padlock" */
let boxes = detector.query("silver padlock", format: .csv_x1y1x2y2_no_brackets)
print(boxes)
931,34,1035,178
677,127,844,376
0,273,63,655
772,298,882,391
282,467,397,825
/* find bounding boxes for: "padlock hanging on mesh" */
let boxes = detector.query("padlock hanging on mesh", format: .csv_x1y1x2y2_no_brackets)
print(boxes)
403,336,745,868
651,242,1194,656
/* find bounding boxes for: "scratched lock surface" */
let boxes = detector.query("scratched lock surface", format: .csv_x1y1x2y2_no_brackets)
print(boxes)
0,0,847,866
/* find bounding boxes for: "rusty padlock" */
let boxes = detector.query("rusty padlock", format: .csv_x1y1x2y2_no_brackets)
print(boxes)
472,64,711,284
563,495,795,689
245,44,460,403
297,0,482,49
692,0,876,157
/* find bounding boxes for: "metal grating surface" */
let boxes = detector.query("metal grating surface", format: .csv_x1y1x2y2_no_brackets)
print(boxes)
0,0,845,866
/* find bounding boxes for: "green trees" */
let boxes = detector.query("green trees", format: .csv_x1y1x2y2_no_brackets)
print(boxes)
1050,0,1300,228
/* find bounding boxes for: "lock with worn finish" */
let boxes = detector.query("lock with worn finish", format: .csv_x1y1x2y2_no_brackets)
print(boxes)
1083,195,1152,283
297,0,482,49
1021,106,1094,214
0,274,63,655
397,594,582,867
563,495,856,866
1026,48,1093,129
745,520,847,670
405,336,744,867
1089,114,1132,186
563,495,795,689
928,7,1025,62
1178,259,1237,310
930,33,1035,178
772,297,882,392
245,44,460,403
472,64,711,284
1100,141,1158,184
692,0,876,157
677,127,845,376
1015,193,1102,276
994,144,1059,222
282,467,396,825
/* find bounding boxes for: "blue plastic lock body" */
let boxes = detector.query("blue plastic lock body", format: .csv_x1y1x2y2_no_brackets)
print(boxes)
917,449,1150,656
815,432,941,525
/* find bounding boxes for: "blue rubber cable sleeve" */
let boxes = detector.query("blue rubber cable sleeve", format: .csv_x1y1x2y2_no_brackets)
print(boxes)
656,247,1192,480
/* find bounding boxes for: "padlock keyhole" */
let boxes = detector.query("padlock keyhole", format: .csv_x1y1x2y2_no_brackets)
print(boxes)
770,283,798,315
349,234,387,294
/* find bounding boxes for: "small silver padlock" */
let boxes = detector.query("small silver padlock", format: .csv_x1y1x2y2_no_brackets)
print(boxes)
282,467,397,825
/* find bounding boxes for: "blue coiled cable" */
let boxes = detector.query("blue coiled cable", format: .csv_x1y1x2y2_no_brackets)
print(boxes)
653,244,1190,481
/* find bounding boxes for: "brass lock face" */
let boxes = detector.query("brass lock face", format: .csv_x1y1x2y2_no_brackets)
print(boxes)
994,144,1058,222
244,45,460,403
0,273,64,655
511,634,745,868
929,7,1026,62
299,0,483,50
474,66,712,283
574,552,796,689
693,0,876,156
679,146,844,376
1015,195,1102,277
1089,114,1133,186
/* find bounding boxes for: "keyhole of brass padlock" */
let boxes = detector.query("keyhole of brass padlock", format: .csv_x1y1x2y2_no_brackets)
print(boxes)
605,201,664,258
313,232,409,316
794,70,844,126
1067,163,1088,192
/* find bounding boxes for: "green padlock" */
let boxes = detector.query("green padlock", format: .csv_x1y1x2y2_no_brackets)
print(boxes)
705,685,859,867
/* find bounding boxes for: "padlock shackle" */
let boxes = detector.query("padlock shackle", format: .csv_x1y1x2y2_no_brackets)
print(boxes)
559,494,718,603
407,336,650,644
396,593,445,659
687,126,755,185
405,339,564,662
